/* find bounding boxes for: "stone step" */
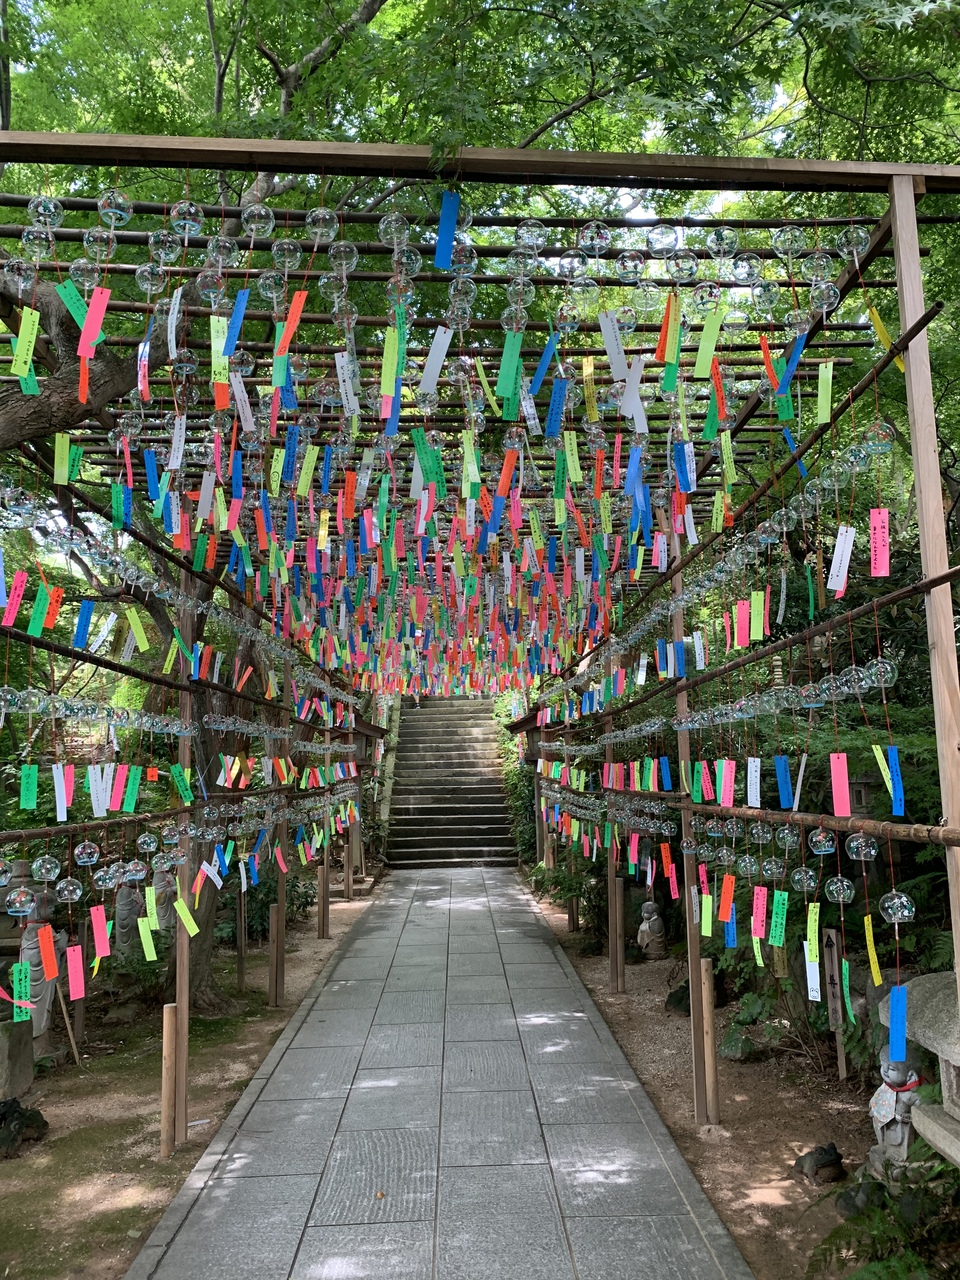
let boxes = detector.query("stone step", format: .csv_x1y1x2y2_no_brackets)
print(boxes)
397,729,500,744
392,768,505,781
387,847,517,864
385,856,518,868
389,826,513,844
390,802,511,817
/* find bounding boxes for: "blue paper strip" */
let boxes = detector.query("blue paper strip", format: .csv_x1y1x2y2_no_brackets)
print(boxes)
434,191,460,271
222,288,249,358
673,639,686,679
530,335,558,396
888,745,905,817
659,756,673,791
143,449,160,500
774,754,794,808
544,379,568,438
776,332,808,395
889,984,908,1062
73,598,95,648
247,855,259,886
782,426,808,479
724,902,737,949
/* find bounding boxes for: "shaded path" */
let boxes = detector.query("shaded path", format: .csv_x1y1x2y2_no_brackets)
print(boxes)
128,870,754,1280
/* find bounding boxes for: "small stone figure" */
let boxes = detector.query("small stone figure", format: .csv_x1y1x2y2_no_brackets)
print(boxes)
637,900,666,960
114,882,145,955
868,1044,923,1177
19,921,67,1050
153,870,178,932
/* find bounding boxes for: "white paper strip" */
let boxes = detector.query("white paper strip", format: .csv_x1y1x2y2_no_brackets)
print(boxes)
335,350,361,416
620,356,646,417
793,752,808,812
747,756,761,808
167,286,183,360
803,940,822,1002
89,612,118,654
167,414,187,471
52,763,67,823
200,860,224,890
598,310,629,382
229,372,255,435
827,524,856,592
693,631,706,670
419,325,453,395
197,470,217,520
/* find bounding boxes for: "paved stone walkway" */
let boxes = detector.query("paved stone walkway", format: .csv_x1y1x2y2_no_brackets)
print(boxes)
128,869,754,1280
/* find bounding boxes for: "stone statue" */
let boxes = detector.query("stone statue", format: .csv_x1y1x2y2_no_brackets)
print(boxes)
637,900,666,960
153,870,178,933
19,921,67,1049
114,883,145,956
868,1044,923,1177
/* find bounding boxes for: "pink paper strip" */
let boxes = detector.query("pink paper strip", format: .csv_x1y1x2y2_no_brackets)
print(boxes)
830,751,852,817
629,832,639,864
735,599,749,648
723,611,731,653
66,944,86,1000
63,764,75,807
870,508,890,577
275,846,288,873
90,904,111,958
698,863,709,895
108,764,128,811
668,864,679,899
700,762,715,802
77,287,111,359
763,584,771,636
752,885,768,938
720,759,736,808
1,570,28,627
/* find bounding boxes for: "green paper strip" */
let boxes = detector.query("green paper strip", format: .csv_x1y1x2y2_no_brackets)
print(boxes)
817,360,834,424
694,308,724,379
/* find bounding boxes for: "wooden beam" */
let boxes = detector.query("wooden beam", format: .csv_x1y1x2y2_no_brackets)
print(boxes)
2,132,960,192
890,174,960,1019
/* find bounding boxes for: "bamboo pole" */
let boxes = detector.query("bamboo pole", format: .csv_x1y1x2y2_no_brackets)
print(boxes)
160,1003,177,1159
700,960,720,1123
890,175,960,1019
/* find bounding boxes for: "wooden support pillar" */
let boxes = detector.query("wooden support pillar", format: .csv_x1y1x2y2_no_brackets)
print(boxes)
267,904,280,1007
701,960,720,1124
604,685,620,993
270,661,292,1008
345,726,357,900
673,566,708,1126
615,876,626,993
236,891,246,994
890,174,960,1018
318,855,330,939
160,1003,177,1159
174,570,192,1146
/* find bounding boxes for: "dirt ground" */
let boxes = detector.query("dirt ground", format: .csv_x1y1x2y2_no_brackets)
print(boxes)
0,895,371,1280
538,898,874,1280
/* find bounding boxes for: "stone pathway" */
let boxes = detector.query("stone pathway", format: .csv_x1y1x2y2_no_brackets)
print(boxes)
128,869,754,1280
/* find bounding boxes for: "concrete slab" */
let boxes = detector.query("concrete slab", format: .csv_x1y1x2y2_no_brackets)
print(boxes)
127,867,753,1280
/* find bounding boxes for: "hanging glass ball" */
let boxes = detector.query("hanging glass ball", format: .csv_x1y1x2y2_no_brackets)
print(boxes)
5,886,36,917
28,195,65,229
646,223,678,257
808,827,837,856
241,203,274,238
204,234,238,268
161,824,180,846
736,854,760,878
556,248,588,279
125,859,149,882
860,417,895,455
257,269,286,303
74,840,100,866
230,349,257,377
614,304,637,336
81,227,116,261
762,857,786,881
148,229,182,263
578,220,612,255
845,832,879,861
880,890,916,924
721,308,750,335
771,224,806,260
329,240,360,275
448,243,478,276
554,299,582,334
378,212,410,248
691,282,721,315
825,875,855,904
21,225,56,261
305,207,338,245
0,859,8,886
168,200,203,237
137,833,159,855
135,262,166,296
172,348,198,376
748,823,773,844
751,280,781,312
68,257,100,290
775,826,801,851
31,856,61,882
810,282,841,314
272,239,302,272
386,277,415,307
731,253,762,284
724,818,745,839
785,308,812,335
151,852,174,873
97,187,133,227
715,845,736,866
505,246,537,279
834,225,871,261
615,249,644,284
791,866,818,892
516,218,547,250
197,270,226,306
55,876,83,904
499,304,528,332
864,657,898,689
706,227,740,259
799,250,835,283
665,249,699,282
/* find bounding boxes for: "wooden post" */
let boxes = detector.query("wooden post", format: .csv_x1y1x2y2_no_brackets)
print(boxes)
890,174,960,1016
673,565,708,1126
615,876,626,993
175,568,192,1146
236,890,246,994
345,725,357,901
267,904,280,1008
72,917,88,1045
604,665,619,993
270,661,292,1007
701,959,720,1124
318,855,330,939
160,1002,177,1159
822,927,847,1080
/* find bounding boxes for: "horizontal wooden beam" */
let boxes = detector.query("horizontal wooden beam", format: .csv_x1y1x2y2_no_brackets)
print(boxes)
2,133,960,192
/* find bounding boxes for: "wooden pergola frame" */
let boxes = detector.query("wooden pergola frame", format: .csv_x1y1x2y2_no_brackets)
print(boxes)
4,133,960,1133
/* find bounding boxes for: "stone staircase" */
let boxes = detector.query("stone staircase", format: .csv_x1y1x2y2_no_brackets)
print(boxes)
386,696,518,867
